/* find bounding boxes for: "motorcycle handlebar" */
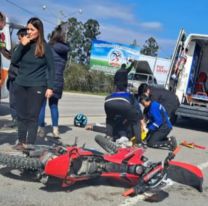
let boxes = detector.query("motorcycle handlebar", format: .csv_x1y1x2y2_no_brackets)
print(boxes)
123,147,181,197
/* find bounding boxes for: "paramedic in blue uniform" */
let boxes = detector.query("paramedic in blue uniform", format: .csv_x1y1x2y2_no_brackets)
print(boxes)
138,83,179,124
139,94,177,151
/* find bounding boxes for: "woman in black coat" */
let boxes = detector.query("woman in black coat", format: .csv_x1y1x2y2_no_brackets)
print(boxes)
38,26,69,138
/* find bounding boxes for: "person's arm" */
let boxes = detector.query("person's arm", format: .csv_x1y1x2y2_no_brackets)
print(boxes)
0,47,11,59
45,43,55,90
11,36,31,65
133,96,143,119
11,44,25,65
126,61,135,73
86,123,106,133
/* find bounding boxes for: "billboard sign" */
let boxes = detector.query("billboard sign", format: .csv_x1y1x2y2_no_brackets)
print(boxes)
90,39,140,75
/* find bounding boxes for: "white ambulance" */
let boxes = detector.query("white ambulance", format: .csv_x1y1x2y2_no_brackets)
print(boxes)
166,29,208,120
0,15,23,101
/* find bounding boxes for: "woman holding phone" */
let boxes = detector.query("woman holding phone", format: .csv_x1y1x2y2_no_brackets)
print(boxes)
11,17,54,150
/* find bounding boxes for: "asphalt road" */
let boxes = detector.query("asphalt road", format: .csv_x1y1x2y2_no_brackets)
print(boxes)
0,92,208,206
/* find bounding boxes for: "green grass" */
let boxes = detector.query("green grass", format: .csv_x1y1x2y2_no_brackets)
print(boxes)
64,89,109,96
90,58,110,67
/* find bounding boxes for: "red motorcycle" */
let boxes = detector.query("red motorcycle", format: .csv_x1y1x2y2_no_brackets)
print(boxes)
0,135,203,196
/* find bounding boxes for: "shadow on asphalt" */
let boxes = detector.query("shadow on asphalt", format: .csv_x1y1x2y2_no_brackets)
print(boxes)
174,118,208,133
0,131,17,145
39,177,131,192
0,167,169,202
0,123,72,147
44,125,72,136
0,167,39,182
0,167,130,192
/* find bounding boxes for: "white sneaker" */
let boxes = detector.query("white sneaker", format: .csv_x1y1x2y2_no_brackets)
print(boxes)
37,127,45,138
53,126,60,138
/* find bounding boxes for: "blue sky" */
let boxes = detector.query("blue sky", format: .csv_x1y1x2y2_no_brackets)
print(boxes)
2,0,208,58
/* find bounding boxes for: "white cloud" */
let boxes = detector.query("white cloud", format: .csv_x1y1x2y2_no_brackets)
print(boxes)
140,22,163,30
2,0,173,57
100,24,175,57
85,4,135,22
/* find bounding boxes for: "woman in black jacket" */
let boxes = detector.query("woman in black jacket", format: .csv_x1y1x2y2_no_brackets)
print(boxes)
12,17,54,150
38,26,69,138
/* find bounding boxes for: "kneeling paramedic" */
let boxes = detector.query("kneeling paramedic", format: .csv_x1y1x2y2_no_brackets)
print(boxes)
139,94,177,151
137,83,179,124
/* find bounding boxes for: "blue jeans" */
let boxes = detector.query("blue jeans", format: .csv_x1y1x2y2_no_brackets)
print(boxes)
38,96,59,127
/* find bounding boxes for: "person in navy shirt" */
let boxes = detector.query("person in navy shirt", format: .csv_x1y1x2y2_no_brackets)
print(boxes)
38,26,69,138
139,94,177,151
105,90,143,144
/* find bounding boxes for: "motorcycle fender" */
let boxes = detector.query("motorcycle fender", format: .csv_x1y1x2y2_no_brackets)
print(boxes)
44,154,70,179
167,161,203,192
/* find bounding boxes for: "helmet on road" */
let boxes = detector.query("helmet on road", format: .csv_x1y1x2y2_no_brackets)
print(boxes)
74,113,88,127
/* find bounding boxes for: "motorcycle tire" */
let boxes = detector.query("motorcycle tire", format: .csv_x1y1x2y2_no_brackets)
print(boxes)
95,135,118,154
0,153,42,170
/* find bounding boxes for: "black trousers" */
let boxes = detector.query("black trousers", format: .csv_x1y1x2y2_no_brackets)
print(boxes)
105,100,141,143
9,80,17,120
14,84,46,144
147,125,171,149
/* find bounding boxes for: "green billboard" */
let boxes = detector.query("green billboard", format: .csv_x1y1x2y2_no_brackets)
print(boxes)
90,40,140,75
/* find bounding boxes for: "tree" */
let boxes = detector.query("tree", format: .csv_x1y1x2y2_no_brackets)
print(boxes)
83,19,101,63
58,17,100,64
130,39,139,47
140,37,159,57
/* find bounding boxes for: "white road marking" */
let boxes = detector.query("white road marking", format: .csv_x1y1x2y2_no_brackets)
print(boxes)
198,161,208,170
119,161,208,206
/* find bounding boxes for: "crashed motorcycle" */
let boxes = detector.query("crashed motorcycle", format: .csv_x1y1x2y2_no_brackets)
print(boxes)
0,135,203,196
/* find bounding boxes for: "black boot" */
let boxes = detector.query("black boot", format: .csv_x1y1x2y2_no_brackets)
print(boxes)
168,136,177,151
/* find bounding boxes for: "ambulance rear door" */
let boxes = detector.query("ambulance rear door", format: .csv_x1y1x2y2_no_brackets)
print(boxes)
165,29,186,91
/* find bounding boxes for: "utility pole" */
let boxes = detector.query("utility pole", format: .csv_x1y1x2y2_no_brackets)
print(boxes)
42,5,83,25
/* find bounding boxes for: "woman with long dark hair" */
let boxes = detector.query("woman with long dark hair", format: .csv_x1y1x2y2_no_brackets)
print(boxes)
38,26,69,138
12,17,54,150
